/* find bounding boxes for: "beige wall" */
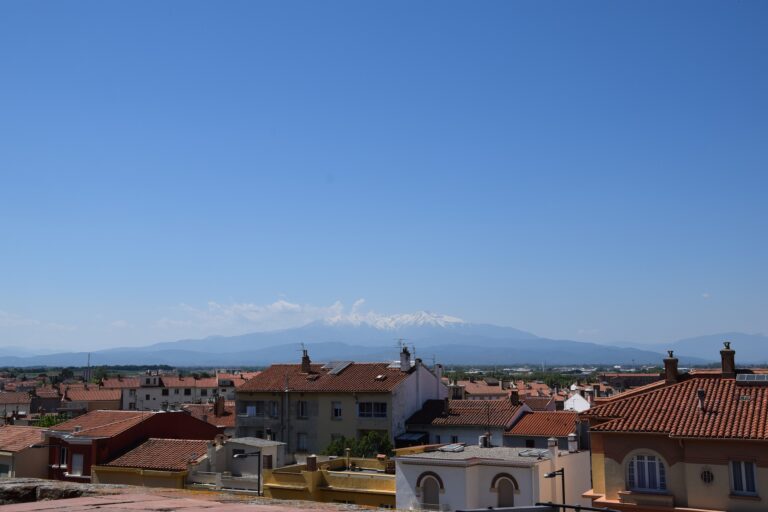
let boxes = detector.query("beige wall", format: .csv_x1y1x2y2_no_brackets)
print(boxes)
0,448,49,479
92,466,186,488
590,432,768,512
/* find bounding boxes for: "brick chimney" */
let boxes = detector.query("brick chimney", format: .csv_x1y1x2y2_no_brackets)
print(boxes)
664,350,679,384
301,349,312,374
720,341,736,379
214,396,225,417
510,388,520,406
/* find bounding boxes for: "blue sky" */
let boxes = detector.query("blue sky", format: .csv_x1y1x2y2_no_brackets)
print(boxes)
1,1,767,351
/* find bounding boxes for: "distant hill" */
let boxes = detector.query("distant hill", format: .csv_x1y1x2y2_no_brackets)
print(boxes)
0,312,711,367
659,332,768,365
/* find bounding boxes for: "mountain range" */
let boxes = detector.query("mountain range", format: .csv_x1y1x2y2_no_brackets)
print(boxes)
0,312,762,367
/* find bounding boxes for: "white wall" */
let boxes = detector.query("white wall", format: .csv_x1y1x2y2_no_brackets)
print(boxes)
392,364,448,439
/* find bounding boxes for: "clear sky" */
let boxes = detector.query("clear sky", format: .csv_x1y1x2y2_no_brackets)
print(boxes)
1,1,767,352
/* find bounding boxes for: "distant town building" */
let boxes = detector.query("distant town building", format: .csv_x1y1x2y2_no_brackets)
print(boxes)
235,347,447,456
0,425,47,478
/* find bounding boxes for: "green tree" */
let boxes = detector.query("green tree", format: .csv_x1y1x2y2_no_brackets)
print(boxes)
321,432,393,458
34,414,67,428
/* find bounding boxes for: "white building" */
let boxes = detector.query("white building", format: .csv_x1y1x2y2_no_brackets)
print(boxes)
395,439,590,511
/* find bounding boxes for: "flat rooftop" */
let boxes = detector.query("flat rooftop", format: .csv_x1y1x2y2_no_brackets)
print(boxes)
397,444,552,463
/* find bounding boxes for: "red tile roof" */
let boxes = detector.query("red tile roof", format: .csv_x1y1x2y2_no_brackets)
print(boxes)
101,377,140,389
62,387,121,402
182,402,236,429
104,438,209,471
522,396,555,411
34,386,60,399
407,399,521,428
238,363,412,393
0,392,31,405
0,425,44,452
506,412,579,438
161,376,218,388
457,380,509,398
584,374,768,440
51,410,153,438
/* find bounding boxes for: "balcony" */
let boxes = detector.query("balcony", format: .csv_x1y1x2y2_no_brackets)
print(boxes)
618,490,674,508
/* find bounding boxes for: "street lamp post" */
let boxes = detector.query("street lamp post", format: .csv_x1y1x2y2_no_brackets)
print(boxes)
544,468,565,512
233,450,262,496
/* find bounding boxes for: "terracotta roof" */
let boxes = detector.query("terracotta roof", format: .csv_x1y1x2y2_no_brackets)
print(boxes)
182,402,236,429
238,362,412,393
51,410,153,438
63,387,121,402
458,380,509,397
407,399,521,428
34,387,60,399
0,425,44,452
161,376,218,388
0,392,31,405
104,438,209,471
522,396,555,411
507,412,579,437
101,377,140,389
584,374,768,440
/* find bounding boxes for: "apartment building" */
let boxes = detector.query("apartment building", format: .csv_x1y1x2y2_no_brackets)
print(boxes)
583,342,768,512
102,373,218,411
235,347,447,455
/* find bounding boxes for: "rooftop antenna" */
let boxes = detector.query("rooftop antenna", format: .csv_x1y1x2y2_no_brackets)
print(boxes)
395,338,407,351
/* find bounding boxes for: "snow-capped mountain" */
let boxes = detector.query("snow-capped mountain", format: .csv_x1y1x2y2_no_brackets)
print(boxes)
323,310,465,330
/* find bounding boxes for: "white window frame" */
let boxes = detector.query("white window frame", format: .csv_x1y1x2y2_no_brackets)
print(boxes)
627,454,666,492
731,460,758,496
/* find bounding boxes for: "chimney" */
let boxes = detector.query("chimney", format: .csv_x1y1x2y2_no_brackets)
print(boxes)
214,396,225,417
301,349,312,374
567,433,578,453
592,383,600,398
400,346,411,372
664,350,679,384
547,437,558,458
443,397,450,416
697,389,706,411
510,388,520,406
306,455,318,472
720,341,736,379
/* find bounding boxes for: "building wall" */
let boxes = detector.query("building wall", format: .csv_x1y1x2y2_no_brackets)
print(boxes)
591,431,768,511
92,466,187,488
415,425,507,447
504,435,570,450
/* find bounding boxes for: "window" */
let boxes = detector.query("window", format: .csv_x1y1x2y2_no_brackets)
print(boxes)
245,401,265,417
0,464,9,477
525,439,535,448
297,400,308,419
451,435,459,444
184,388,192,396
297,433,308,451
70,454,84,477
128,402,136,410
269,401,279,418
161,389,169,396
434,435,441,444
129,389,136,397
174,389,179,395
332,401,342,419
145,378,150,385
731,461,757,495
201,389,208,397
358,402,387,418
145,394,150,400
627,455,666,492
59,446,68,468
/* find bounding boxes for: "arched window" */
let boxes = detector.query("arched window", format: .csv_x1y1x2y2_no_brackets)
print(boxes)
421,476,441,510
491,473,519,507
497,478,516,507
627,454,667,492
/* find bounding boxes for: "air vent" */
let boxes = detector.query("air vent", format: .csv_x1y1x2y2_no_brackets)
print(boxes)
306,374,320,381
375,375,387,381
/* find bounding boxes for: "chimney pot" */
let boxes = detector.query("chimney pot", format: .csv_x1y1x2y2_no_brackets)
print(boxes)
306,455,318,472
567,432,578,453
301,348,312,374
399,346,411,372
